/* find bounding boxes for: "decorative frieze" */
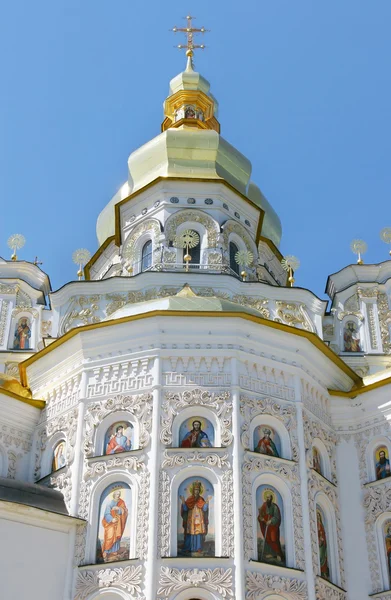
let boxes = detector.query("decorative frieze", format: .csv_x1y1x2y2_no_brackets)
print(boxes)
302,380,332,428
161,388,232,446
0,299,9,346
315,577,346,600
84,393,153,457
157,567,233,598
75,564,144,600
378,293,391,354
86,358,154,398
163,371,232,387
246,570,308,600
42,374,81,419
0,423,32,453
274,301,316,333
60,295,101,335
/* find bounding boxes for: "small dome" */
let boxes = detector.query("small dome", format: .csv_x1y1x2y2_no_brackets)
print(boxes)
247,182,282,248
0,372,32,399
167,56,219,117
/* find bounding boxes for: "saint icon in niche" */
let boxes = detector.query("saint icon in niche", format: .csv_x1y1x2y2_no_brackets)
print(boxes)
254,426,281,457
343,321,361,352
104,422,133,455
13,317,31,350
257,486,285,566
178,477,214,557
179,418,213,448
317,507,330,580
96,483,131,563
52,441,66,472
185,106,196,119
312,447,322,475
384,522,391,587
375,446,391,480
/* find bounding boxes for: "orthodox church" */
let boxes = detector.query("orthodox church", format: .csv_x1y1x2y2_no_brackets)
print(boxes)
1,20,391,600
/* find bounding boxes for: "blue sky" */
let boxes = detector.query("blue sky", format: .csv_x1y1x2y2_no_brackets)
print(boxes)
1,0,390,299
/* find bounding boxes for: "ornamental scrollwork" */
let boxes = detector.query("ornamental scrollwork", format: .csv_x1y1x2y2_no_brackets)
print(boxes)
75,565,144,600
242,454,305,569
157,567,234,598
34,407,78,480
162,450,230,470
83,393,153,457
222,220,256,257
378,293,391,354
240,395,299,461
60,295,101,335
274,301,316,332
165,209,220,248
315,577,346,600
303,410,337,484
122,218,161,262
105,288,180,317
0,300,10,346
161,388,232,446
246,571,308,600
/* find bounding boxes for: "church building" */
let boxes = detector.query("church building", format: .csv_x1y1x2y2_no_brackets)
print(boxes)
1,18,391,600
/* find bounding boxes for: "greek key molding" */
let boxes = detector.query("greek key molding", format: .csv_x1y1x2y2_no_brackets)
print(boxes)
79,454,149,560
239,361,295,401
161,388,232,446
157,567,233,598
242,454,305,570
75,564,144,600
308,472,345,588
84,392,153,457
158,454,234,558
240,394,299,460
42,374,82,419
246,570,308,600
86,358,154,398
303,410,337,484
315,577,346,600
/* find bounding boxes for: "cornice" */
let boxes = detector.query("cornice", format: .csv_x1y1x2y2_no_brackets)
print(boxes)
84,235,116,281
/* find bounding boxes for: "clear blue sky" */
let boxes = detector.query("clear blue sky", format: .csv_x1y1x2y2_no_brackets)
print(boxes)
1,0,390,299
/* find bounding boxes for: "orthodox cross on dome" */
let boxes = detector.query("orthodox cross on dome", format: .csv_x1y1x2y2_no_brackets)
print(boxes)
171,15,209,57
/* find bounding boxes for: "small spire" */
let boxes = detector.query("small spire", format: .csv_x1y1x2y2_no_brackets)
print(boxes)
171,15,209,67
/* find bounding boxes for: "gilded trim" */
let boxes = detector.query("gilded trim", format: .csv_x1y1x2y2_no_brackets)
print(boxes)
0,387,45,409
84,235,116,281
19,309,361,389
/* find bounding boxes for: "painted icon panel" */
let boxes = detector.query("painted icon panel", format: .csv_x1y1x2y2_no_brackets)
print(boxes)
253,426,281,457
375,446,391,480
13,317,31,350
96,482,131,563
177,476,214,557
179,417,214,448
256,485,286,566
312,447,322,475
52,440,66,472
343,321,361,352
104,422,133,455
316,506,330,581
384,521,391,588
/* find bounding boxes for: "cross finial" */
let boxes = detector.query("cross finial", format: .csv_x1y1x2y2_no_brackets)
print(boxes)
171,15,209,58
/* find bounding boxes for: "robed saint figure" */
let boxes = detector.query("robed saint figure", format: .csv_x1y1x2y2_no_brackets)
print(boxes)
180,481,212,554
258,492,284,563
101,490,129,561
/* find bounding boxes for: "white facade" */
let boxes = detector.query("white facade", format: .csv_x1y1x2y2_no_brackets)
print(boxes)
1,58,391,600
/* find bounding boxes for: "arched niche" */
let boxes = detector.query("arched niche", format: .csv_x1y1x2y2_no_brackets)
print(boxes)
311,438,331,480
340,316,364,353
252,473,295,569
122,218,162,273
170,466,221,558
40,431,67,478
366,436,391,482
375,512,391,591
8,311,37,351
172,406,219,448
85,472,138,565
173,591,218,600
88,590,129,600
174,221,206,266
95,411,139,457
221,220,258,261
314,493,341,586
165,209,220,251
248,414,291,460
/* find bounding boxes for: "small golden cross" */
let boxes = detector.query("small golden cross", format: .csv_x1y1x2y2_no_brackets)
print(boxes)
171,15,209,57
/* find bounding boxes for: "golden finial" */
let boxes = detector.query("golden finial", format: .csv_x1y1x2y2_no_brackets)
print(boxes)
174,229,200,272
234,250,253,281
281,255,300,287
380,228,391,256
350,239,367,265
72,248,91,280
7,234,26,261
171,15,208,62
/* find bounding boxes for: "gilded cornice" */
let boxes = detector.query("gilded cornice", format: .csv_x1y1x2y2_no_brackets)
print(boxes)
19,308,361,390
0,386,45,409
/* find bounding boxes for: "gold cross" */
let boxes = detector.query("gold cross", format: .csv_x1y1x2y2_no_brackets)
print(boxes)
171,15,209,57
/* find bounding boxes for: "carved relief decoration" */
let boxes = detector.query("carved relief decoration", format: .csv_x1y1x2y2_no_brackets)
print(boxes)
240,394,299,461
165,209,220,248
5,362,20,381
378,293,391,354
86,358,154,398
42,374,82,419
161,388,232,446
302,380,332,428
122,218,161,262
79,454,149,560
34,407,78,481
157,567,233,598
41,320,52,336
367,304,379,350
60,295,101,334
75,565,144,600
83,393,153,457
239,362,295,401
222,220,255,256
246,570,308,600
303,409,337,483
274,301,316,332
0,423,32,453
315,578,346,600
308,472,345,588
242,454,305,569
0,300,9,346
158,452,234,558
105,288,180,316
0,283,18,294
